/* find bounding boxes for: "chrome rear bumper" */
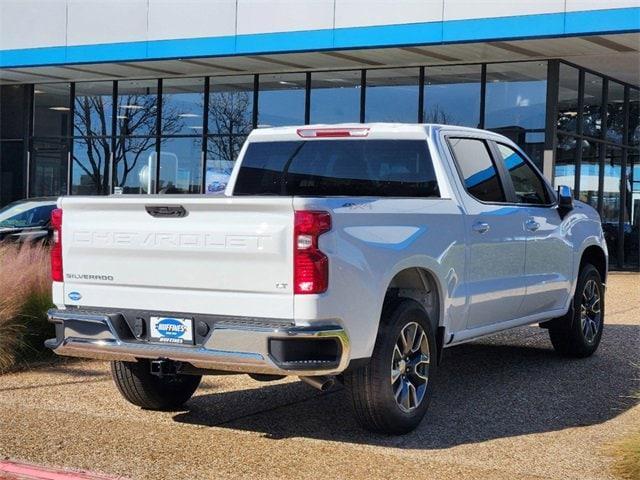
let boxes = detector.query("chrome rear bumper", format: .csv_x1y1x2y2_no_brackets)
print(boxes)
46,309,349,376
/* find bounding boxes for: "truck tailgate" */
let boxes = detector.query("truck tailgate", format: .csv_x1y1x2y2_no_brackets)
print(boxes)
58,196,294,319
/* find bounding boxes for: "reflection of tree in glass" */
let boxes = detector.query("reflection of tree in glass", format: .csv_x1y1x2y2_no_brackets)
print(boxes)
582,104,602,138
606,103,625,144
72,94,181,193
159,99,185,135
115,95,179,190
73,95,112,194
207,91,252,163
557,111,578,132
424,106,456,126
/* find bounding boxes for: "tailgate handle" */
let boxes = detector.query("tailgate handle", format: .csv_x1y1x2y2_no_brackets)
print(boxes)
145,205,188,218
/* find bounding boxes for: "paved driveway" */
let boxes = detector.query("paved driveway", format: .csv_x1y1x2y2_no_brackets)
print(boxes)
0,274,638,480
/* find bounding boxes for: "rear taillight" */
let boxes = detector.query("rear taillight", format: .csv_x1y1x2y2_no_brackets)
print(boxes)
50,208,63,282
294,211,331,294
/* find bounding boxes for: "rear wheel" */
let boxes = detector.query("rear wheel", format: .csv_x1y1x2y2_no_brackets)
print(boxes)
110,360,201,410
548,263,604,358
344,299,436,434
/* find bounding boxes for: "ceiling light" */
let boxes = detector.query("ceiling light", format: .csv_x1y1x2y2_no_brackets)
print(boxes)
278,81,297,86
119,104,144,110
34,89,44,94
178,113,200,118
189,126,203,130
49,106,70,111
116,115,128,119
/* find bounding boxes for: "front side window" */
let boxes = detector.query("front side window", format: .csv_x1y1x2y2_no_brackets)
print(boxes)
496,143,549,205
234,140,439,198
448,137,505,203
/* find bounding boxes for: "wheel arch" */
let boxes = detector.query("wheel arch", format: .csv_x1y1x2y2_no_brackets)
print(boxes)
381,266,445,364
580,244,607,284
384,267,441,324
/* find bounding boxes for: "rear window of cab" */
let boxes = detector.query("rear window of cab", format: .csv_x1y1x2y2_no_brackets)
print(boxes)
233,140,440,198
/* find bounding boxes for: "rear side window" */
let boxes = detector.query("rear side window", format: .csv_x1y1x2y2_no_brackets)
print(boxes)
448,137,506,203
496,143,550,205
233,140,440,197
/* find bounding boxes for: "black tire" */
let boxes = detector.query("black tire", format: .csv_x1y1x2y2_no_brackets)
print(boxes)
549,263,604,358
344,299,437,435
110,360,201,410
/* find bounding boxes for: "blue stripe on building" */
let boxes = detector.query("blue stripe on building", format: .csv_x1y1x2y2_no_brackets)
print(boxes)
0,7,638,69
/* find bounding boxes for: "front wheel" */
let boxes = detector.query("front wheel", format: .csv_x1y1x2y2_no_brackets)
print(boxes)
110,360,201,410
548,263,604,358
344,299,436,434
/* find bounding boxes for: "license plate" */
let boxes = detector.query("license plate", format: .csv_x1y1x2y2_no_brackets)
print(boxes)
149,316,194,345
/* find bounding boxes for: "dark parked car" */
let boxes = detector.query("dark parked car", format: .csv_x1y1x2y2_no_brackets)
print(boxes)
0,198,57,243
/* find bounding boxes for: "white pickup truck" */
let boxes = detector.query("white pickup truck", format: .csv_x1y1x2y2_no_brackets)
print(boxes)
46,124,607,434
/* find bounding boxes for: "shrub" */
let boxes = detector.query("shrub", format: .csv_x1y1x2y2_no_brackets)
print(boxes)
0,241,53,373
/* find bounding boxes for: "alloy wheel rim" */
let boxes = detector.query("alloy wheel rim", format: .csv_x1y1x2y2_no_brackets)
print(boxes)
391,322,430,412
580,279,601,344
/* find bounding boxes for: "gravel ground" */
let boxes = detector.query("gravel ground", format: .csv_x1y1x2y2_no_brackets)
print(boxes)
0,273,638,480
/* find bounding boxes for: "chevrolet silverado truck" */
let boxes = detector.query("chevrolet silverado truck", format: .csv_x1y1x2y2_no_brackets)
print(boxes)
46,124,607,434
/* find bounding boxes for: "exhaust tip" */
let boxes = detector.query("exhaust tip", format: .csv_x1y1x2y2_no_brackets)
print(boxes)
300,375,335,391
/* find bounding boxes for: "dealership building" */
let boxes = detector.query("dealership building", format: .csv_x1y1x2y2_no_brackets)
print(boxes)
0,1,639,268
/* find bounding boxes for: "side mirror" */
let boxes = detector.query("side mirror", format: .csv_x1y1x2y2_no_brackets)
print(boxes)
557,185,573,215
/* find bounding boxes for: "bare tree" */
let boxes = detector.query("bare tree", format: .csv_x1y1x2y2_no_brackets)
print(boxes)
207,91,252,165
73,89,252,194
424,105,457,126
72,93,181,194
72,96,112,194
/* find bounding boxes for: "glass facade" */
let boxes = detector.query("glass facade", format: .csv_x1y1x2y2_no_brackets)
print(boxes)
310,70,361,124
555,63,640,269
30,139,68,197
71,137,110,195
258,73,305,127
0,85,28,204
557,63,580,133
114,136,156,194
162,77,205,136
423,64,482,127
628,89,640,268
602,146,623,266
485,62,547,168
207,75,255,194
554,135,578,192
73,81,114,195
33,83,71,137
627,150,640,267
606,82,625,145
582,73,603,139
365,68,420,123
0,59,638,268
31,83,72,197
158,136,202,194
578,142,600,210
74,81,114,137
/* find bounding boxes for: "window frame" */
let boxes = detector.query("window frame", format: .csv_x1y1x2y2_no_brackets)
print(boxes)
445,135,510,205
488,140,557,208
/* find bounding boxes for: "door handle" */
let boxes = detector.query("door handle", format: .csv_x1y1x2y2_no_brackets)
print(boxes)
525,219,540,232
472,222,490,234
